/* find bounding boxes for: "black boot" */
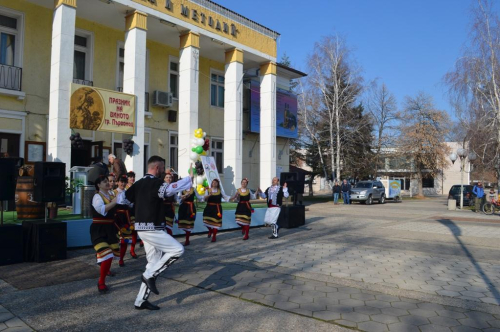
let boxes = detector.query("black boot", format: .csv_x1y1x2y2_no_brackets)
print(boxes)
142,276,159,295
135,301,160,310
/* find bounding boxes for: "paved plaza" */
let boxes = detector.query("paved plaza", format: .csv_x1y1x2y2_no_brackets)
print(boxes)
1,197,500,331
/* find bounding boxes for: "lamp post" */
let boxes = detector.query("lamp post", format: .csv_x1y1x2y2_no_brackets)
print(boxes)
449,148,477,209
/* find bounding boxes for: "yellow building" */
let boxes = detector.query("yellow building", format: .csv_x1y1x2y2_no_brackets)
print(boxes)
0,0,304,192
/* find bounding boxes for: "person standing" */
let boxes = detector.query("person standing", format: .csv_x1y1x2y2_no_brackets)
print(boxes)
88,161,109,185
108,154,127,181
177,186,198,246
203,179,225,243
472,182,485,213
114,175,134,267
259,177,289,239
333,181,341,205
231,178,257,240
163,172,177,236
90,176,119,293
117,156,194,310
126,171,136,190
108,173,116,192
341,179,351,205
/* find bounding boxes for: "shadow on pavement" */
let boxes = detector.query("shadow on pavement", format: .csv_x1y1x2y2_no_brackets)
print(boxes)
437,218,500,305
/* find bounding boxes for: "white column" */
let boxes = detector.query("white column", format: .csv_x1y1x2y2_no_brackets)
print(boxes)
223,49,243,193
259,62,277,190
178,32,199,176
47,0,76,173
123,11,147,176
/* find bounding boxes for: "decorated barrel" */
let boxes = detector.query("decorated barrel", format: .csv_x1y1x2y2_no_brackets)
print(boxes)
15,176,45,219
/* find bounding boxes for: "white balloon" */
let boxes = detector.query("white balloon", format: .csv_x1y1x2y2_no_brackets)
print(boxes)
196,175,204,184
190,152,199,161
196,138,205,146
203,132,207,138
191,138,198,144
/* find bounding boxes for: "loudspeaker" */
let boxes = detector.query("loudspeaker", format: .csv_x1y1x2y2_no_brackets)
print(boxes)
0,158,17,200
280,172,298,196
0,224,23,265
295,172,305,195
22,219,67,263
277,205,305,229
33,162,66,203
168,110,177,122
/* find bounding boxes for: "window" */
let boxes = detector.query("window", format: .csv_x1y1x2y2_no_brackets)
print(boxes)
116,45,124,91
116,43,149,94
169,57,178,98
73,30,93,84
0,9,23,91
169,132,178,171
422,176,434,188
210,71,224,107
211,139,223,173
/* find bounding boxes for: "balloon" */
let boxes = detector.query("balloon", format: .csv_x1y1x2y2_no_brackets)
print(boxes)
191,147,196,152
196,175,204,184
203,139,210,151
201,151,208,156
197,187,206,195
195,146,204,154
188,167,195,174
203,179,209,187
196,138,205,146
203,132,207,138
190,152,199,161
194,128,203,138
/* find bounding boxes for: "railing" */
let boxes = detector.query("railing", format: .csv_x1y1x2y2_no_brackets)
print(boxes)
0,64,22,91
191,0,280,39
73,78,93,86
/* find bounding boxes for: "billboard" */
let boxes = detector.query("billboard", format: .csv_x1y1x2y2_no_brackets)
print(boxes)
70,84,136,135
249,80,298,138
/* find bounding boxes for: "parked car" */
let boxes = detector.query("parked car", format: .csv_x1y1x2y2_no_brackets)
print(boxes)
448,185,474,206
350,180,386,205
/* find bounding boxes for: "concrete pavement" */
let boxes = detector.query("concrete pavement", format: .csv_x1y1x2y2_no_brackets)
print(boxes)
1,197,500,331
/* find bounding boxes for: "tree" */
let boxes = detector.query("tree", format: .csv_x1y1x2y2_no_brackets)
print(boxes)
365,81,399,177
398,93,451,197
307,35,363,182
445,0,500,188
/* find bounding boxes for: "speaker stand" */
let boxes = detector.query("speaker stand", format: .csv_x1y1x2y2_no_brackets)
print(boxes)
44,202,48,223
1,201,3,227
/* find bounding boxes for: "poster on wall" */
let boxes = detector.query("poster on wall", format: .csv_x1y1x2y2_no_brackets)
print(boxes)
249,81,298,138
70,83,136,135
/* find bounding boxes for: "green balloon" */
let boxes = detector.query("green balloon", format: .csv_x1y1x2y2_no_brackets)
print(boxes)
188,167,195,174
203,179,209,187
191,147,196,152
195,146,204,154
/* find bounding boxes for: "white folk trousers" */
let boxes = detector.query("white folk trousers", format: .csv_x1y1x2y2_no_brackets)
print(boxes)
134,230,184,306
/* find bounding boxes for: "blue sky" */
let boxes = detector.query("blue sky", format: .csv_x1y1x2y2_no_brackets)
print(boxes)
214,0,485,117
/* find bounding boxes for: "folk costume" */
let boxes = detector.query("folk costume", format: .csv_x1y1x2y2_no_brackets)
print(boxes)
260,185,289,239
164,194,177,235
118,174,192,310
203,188,223,242
234,188,256,240
113,187,135,267
177,187,197,246
91,190,120,292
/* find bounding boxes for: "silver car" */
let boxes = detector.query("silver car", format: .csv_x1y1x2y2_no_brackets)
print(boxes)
350,181,386,205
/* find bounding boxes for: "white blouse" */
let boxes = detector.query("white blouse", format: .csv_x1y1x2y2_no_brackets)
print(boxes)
92,191,113,216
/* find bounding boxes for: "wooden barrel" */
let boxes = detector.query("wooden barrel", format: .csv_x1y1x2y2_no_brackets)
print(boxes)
19,165,34,177
15,176,45,219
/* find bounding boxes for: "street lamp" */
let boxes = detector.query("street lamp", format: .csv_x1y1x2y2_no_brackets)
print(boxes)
449,149,476,209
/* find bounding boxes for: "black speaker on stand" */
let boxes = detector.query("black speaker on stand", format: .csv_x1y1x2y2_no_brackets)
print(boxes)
0,158,24,265
21,162,67,263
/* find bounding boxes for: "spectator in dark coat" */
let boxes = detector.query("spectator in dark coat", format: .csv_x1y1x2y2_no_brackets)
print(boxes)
341,179,351,205
108,154,127,180
87,161,109,185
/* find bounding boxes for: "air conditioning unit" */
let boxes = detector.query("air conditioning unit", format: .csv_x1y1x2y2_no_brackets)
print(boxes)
153,90,173,107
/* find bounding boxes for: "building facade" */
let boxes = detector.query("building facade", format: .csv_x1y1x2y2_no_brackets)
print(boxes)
0,0,304,193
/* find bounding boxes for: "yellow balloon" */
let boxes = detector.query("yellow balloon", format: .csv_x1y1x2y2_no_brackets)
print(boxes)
197,187,206,195
194,128,203,138
201,150,207,156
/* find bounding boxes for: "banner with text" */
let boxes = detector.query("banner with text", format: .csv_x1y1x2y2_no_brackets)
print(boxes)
200,156,229,200
70,84,136,135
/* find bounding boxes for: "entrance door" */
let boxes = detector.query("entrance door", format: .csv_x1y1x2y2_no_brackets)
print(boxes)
71,140,104,167
90,141,103,165
0,133,20,158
